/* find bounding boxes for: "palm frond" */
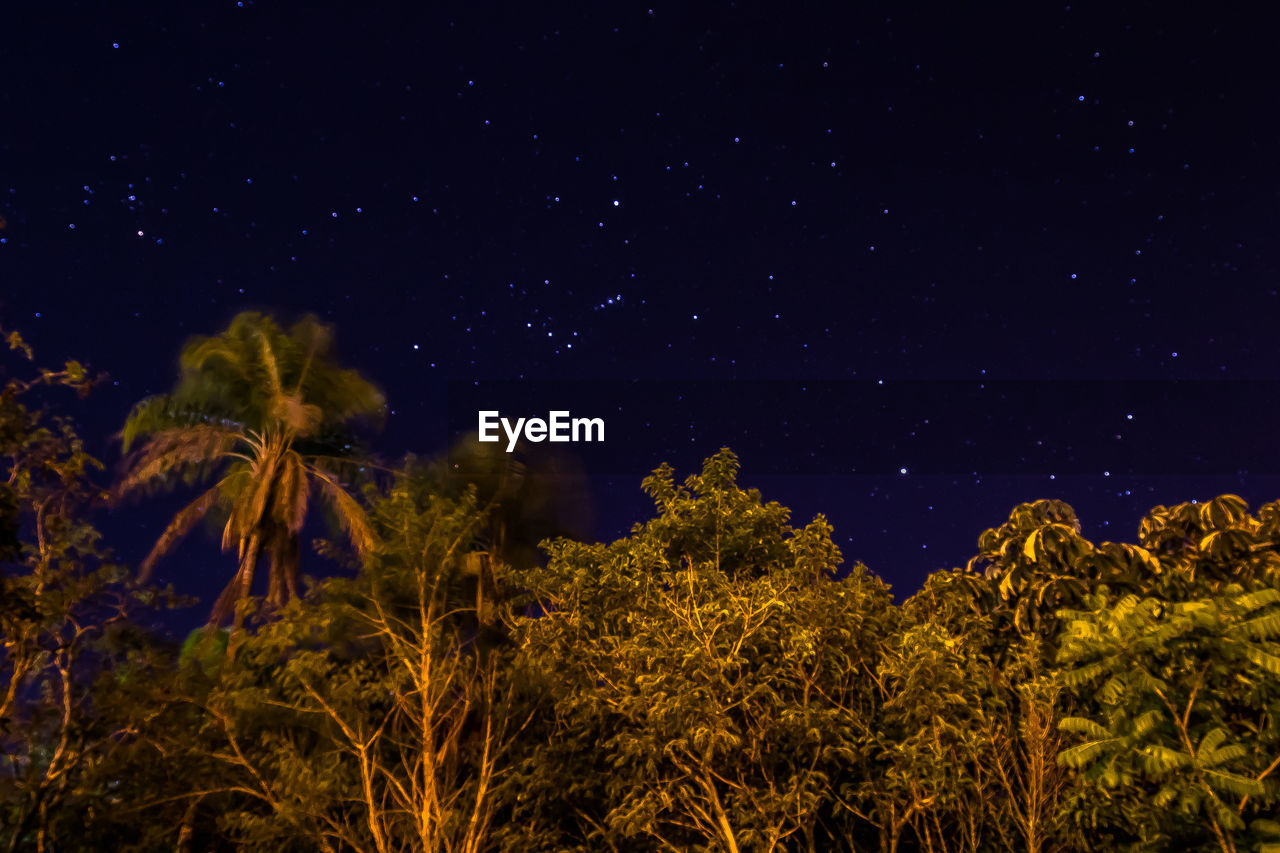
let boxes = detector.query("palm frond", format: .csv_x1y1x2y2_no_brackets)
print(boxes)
136,481,227,583
273,392,323,437
243,449,281,533
121,395,178,451
209,532,264,625
255,327,285,398
183,335,254,378
216,467,254,553
221,461,270,557
117,425,240,497
275,451,310,535
310,466,377,557
288,314,333,392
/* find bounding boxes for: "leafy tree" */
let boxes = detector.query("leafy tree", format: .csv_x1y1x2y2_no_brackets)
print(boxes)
0,326,179,852
873,619,993,853
880,571,1069,853
1057,587,1280,853
1136,495,1280,596
964,498,1186,647
17,304,1280,853
506,449,894,852
117,311,384,625
965,499,1097,642
169,462,523,853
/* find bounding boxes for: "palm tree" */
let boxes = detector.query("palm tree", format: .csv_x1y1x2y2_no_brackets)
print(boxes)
117,311,385,625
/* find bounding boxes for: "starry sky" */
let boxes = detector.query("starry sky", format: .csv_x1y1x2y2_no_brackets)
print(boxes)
4,1,1280,607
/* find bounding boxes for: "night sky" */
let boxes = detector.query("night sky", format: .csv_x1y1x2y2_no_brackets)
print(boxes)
4,2,1280,610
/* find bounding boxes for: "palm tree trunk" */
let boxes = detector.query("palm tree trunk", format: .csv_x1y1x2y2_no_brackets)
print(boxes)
266,529,286,608
262,529,302,610
282,534,300,600
234,531,263,629
212,530,263,626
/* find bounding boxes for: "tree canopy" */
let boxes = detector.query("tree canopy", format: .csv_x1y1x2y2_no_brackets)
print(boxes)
3,313,1279,852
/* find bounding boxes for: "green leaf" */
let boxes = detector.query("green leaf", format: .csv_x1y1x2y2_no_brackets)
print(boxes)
1058,740,1113,769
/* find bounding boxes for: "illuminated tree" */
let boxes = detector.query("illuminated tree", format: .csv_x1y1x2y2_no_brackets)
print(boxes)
965,499,1095,642
504,449,893,852
1056,587,1280,853
117,312,384,625
184,466,520,853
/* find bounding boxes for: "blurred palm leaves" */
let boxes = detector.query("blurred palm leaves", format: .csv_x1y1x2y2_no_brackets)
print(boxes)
116,312,384,625
434,434,592,629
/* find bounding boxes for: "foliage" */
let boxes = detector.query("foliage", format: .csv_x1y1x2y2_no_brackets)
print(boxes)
505,449,895,852
167,464,524,853
964,499,1096,642
1056,586,1280,853
1136,495,1280,595
0,325,180,852
883,574,1068,853
9,311,1280,852
117,311,385,624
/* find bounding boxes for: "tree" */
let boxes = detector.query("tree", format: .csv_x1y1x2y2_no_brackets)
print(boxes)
0,326,178,852
1136,495,1280,596
873,619,991,853
877,570,1069,853
1052,495,1280,852
965,499,1096,643
505,449,894,852
180,463,523,853
117,312,385,625
1056,587,1280,853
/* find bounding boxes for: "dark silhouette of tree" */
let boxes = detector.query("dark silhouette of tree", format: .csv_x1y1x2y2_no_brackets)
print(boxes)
434,435,592,632
1,326,178,852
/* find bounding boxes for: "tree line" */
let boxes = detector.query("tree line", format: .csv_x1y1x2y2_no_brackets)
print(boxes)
2,312,1278,852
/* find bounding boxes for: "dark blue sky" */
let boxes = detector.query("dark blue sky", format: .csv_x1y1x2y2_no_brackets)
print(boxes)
4,1,1280,612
